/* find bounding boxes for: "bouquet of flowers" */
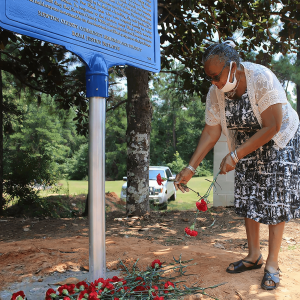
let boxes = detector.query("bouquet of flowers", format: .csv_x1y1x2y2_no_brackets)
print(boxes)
10,256,223,300
156,170,220,237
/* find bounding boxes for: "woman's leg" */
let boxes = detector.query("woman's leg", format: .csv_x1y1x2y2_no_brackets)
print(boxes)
228,217,263,270
243,218,263,264
263,221,285,287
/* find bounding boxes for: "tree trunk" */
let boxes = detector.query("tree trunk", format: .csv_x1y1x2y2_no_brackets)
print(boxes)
125,66,151,216
297,46,300,117
0,54,3,214
172,106,176,151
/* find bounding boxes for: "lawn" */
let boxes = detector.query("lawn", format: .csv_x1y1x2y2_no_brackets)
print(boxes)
50,176,214,211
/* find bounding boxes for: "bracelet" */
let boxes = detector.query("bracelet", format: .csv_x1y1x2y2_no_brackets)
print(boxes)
186,165,196,174
234,150,239,162
230,151,239,164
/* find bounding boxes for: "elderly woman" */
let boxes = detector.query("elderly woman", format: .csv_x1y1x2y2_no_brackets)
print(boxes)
175,40,300,290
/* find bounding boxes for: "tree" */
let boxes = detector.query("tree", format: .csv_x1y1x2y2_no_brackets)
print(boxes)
150,68,208,166
3,90,79,208
0,30,88,213
125,67,152,216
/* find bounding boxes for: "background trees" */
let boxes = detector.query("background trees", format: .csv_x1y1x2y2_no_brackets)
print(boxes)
1,0,300,216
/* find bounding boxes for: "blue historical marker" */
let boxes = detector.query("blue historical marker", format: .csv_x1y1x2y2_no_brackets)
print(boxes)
0,0,160,282
0,0,160,72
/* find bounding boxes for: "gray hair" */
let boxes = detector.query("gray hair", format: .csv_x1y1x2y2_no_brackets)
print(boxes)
202,41,241,67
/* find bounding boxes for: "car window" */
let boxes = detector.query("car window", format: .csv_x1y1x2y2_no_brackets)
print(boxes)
166,169,172,178
149,170,166,180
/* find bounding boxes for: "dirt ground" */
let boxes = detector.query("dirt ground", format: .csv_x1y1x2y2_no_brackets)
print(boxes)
1,193,300,300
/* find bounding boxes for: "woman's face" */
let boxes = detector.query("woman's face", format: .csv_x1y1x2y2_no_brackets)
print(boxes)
204,56,236,90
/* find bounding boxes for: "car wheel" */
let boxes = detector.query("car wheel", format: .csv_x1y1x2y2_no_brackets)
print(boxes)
158,201,168,210
169,191,176,201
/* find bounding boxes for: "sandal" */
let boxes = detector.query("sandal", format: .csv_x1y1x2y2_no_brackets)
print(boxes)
261,268,280,290
226,254,263,274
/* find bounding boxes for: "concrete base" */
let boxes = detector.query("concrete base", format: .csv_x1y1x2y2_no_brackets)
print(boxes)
213,134,235,207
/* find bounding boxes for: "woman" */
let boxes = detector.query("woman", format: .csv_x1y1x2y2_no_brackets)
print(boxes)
175,40,300,290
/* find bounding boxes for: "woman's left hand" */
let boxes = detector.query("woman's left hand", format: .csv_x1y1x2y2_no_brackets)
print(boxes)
220,153,236,174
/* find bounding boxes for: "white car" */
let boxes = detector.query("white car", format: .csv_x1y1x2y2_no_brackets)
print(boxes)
120,166,176,209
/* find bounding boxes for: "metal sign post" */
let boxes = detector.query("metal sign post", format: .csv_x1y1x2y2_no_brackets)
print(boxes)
86,54,108,280
0,0,160,282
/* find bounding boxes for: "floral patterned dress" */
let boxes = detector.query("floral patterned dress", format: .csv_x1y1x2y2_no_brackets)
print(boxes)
225,90,300,225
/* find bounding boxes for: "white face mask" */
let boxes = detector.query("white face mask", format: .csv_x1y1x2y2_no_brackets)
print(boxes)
220,61,237,93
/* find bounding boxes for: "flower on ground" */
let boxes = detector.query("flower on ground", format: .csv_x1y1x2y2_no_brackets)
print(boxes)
133,285,146,292
185,227,198,237
151,259,162,269
135,276,145,285
78,290,89,300
45,288,57,299
58,284,75,296
164,281,175,294
10,291,25,300
196,198,208,212
76,281,89,291
87,291,98,300
153,297,164,300
151,285,159,296
156,174,165,185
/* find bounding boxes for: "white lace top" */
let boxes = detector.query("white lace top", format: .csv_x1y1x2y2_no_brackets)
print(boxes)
205,61,299,151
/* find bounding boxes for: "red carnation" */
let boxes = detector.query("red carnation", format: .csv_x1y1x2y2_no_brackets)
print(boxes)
76,281,89,290
11,291,25,300
156,174,165,185
58,284,75,296
185,227,198,237
87,291,98,300
63,297,71,300
45,288,56,299
153,297,164,300
151,285,159,296
134,285,146,292
135,276,145,285
196,198,208,212
78,290,88,300
117,286,130,293
151,259,162,269
164,281,175,294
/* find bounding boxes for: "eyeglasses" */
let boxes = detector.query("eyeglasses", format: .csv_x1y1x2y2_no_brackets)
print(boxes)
205,60,230,82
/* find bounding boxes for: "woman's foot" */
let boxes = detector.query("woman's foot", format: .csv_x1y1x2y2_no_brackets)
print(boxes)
226,253,263,273
261,268,280,290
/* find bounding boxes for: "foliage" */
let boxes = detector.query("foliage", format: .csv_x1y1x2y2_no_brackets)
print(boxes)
150,69,212,172
3,87,83,210
195,159,213,177
64,143,89,180
0,29,88,131
166,151,186,175
105,93,127,180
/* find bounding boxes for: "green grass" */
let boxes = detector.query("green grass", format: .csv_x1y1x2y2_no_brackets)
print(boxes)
41,176,214,211
168,176,213,211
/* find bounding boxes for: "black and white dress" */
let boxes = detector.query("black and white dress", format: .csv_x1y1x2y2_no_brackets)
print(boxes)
225,91,300,225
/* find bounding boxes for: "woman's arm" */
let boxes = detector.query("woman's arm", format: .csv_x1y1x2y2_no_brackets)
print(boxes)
175,123,222,192
220,103,283,174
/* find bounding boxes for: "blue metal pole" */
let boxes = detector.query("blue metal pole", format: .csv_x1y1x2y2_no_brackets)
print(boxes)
86,54,109,281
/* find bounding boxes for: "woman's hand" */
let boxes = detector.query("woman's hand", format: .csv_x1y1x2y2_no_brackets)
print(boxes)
220,153,236,175
174,168,194,193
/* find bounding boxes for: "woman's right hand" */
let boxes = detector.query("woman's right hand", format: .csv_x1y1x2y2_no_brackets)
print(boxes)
174,168,194,193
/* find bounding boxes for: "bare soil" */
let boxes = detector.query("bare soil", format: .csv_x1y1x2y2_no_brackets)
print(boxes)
1,193,300,300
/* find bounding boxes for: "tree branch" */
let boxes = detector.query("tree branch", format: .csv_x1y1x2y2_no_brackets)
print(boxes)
106,99,127,112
